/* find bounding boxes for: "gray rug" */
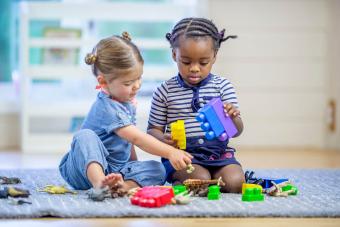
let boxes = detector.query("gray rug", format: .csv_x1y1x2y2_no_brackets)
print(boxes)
0,169,340,218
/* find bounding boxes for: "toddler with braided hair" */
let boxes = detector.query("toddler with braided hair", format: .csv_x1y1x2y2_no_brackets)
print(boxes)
147,18,245,193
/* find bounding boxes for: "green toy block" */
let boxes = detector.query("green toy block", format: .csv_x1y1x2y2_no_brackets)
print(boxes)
282,184,298,195
242,187,264,202
208,185,221,200
172,185,187,195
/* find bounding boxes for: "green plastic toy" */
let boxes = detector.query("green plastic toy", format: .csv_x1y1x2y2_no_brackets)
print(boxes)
242,187,264,202
207,185,221,200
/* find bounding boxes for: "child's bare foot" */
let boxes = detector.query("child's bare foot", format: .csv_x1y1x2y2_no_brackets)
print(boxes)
100,173,128,198
101,173,123,189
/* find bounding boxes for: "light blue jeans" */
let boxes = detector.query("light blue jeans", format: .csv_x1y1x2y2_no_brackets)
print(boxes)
59,129,166,190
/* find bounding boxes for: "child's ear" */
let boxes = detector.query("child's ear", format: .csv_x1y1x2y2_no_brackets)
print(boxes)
97,74,108,88
171,49,177,62
212,51,217,64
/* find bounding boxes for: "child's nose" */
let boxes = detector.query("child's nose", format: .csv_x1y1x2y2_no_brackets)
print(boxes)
190,64,200,73
133,80,141,90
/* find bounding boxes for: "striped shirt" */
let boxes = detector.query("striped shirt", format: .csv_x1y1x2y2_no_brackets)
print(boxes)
148,74,239,139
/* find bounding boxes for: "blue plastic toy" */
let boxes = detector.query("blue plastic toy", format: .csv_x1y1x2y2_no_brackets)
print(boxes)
196,98,238,141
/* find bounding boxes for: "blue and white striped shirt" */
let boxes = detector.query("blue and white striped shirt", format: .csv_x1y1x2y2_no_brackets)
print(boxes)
148,74,239,139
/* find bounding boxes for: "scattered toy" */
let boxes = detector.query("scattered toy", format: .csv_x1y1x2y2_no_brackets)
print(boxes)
8,198,32,205
261,178,289,189
207,185,221,200
0,176,21,185
0,186,30,198
172,185,187,195
266,180,298,197
183,177,225,196
186,164,195,174
130,186,174,208
196,97,238,141
170,120,186,150
244,170,264,185
37,185,77,194
87,186,111,201
242,183,264,202
172,191,192,205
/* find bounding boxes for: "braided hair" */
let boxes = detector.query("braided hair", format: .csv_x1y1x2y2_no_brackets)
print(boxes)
166,17,237,51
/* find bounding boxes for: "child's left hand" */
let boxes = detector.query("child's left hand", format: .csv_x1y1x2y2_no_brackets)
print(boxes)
223,103,240,118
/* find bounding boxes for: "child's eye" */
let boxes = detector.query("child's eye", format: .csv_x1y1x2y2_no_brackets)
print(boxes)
181,61,190,65
200,62,209,66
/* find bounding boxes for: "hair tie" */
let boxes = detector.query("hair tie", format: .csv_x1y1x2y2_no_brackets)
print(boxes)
219,29,226,39
122,31,131,41
85,53,97,65
165,32,172,41
219,29,237,44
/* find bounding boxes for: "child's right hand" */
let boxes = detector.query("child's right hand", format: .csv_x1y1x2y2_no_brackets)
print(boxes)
168,149,193,170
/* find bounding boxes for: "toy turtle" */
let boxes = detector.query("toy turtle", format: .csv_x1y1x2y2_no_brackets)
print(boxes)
37,185,77,194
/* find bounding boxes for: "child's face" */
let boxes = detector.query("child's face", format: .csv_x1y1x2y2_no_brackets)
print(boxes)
104,63,143,103
172,36,216,86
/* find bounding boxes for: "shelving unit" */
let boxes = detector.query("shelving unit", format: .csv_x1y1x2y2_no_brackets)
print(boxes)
19,1,199,153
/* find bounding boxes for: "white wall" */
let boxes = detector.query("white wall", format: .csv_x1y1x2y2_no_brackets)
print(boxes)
208,0,338,148
327,0,340,149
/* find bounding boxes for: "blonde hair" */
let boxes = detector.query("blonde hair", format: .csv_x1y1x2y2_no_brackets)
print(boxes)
85,32,143,80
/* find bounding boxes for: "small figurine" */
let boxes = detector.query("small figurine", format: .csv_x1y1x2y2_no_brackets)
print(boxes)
266,180,298,197
171,191,192,205
183,177,225,196
87,186,112,201
37,185,77,194
0,176,21,185
0,186,30,198
8,198,32,205
186,164,195,174
244,170,264,185
7,187,30,198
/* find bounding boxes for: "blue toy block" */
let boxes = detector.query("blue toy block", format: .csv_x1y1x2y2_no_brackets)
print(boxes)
196,104,225,140
260,178,289,189
196,97,237,141
209,98,238,139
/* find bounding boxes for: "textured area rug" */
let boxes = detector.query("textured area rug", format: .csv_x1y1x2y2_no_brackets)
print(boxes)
0,169,340,218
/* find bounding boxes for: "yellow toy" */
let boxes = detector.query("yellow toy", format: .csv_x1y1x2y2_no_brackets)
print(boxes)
37,185,77,194
242,183,263,194
170,120,186,150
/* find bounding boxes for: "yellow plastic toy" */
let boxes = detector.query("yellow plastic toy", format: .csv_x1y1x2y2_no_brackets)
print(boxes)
170,120,186,150
37,185,77,194
242,183,263,194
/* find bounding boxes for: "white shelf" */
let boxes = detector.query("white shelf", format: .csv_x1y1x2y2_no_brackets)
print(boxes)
26,65,177,80
22,2,191,21
29,38,169,49
19,1,198,153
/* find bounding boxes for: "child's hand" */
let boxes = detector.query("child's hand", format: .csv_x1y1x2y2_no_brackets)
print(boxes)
223,103,240,118
168,149,193,171
162,133,178,148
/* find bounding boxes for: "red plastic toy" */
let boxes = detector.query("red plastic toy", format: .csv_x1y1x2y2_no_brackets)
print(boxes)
130,186,174,208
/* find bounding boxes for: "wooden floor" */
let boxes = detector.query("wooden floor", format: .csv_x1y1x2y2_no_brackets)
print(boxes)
0,148,339,226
